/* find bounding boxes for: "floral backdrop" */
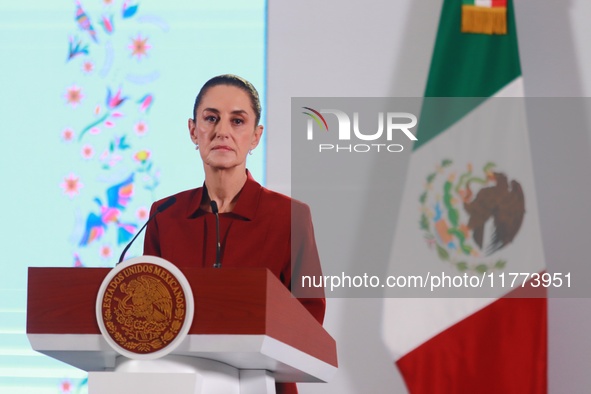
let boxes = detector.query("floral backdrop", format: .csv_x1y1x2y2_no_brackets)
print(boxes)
61,0,166,269
0,1,265,392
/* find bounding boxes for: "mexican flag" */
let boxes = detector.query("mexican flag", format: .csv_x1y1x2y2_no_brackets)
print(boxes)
382,0,547,392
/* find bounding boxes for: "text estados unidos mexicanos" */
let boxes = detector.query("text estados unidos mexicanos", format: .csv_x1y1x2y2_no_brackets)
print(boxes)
301,272,571,292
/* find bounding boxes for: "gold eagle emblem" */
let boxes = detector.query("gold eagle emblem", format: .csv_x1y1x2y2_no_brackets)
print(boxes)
119,275,173,323
99,261,189,355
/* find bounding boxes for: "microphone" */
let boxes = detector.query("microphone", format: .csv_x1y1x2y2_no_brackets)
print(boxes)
117,196,177,264
210,201,221,268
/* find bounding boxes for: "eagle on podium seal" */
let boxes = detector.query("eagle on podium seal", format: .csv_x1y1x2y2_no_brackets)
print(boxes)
96,256,194,359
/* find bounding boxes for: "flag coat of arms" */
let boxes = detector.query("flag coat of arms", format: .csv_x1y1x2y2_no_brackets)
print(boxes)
382,0,547,392
461,0,508,35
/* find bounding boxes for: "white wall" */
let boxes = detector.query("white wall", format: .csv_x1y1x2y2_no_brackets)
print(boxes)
516,1,591,392
267,0,591,392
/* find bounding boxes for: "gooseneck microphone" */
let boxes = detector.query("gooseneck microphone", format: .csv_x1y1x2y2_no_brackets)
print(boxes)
210,201,221,268
117,196,177,264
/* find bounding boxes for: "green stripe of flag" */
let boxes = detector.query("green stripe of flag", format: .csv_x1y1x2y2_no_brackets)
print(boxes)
414,0,520,151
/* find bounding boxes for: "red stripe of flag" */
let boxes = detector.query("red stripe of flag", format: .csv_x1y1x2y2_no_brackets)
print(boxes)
396,281,546,394
491,0,507,7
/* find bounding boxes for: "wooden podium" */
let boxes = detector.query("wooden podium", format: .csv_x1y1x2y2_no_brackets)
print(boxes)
27,264,337,394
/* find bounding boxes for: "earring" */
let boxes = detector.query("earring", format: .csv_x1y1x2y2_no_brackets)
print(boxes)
195,144,199,150
248,149,253,155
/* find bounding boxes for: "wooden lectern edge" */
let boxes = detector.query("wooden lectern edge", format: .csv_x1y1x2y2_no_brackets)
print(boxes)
27,266,337,375
27,332,337,382
263,269,337,366
182,334,337,383
259,335,337,382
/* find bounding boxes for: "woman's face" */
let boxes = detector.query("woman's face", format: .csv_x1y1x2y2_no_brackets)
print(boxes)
189,85,263,172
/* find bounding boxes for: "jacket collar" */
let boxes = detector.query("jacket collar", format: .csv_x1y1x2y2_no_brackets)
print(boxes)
186,170,261,220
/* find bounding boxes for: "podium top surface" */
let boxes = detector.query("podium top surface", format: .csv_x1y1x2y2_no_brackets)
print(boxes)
27,266,337,370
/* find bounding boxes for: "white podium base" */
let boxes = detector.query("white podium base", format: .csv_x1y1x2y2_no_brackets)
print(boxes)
89,372,203,394
240,370,276,394
88,355,276,394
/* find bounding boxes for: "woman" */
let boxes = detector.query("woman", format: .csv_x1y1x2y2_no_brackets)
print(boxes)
143,74,325,394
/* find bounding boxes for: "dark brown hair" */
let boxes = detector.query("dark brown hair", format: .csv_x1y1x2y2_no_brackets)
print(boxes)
192,74,261,125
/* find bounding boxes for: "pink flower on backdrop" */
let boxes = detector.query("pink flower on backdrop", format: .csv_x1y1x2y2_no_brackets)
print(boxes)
81,144,94,159
106,87,128,109
136,206,149,221
129,34,151,60
82,61,94,74
134,120,148,136
60,174,83,198
137,94,153,112
64,85,83,107
73,253,84,267
60,379,72,393
100,245,112,259
90,127,101,135
100,14,114,34
62,128,75,142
